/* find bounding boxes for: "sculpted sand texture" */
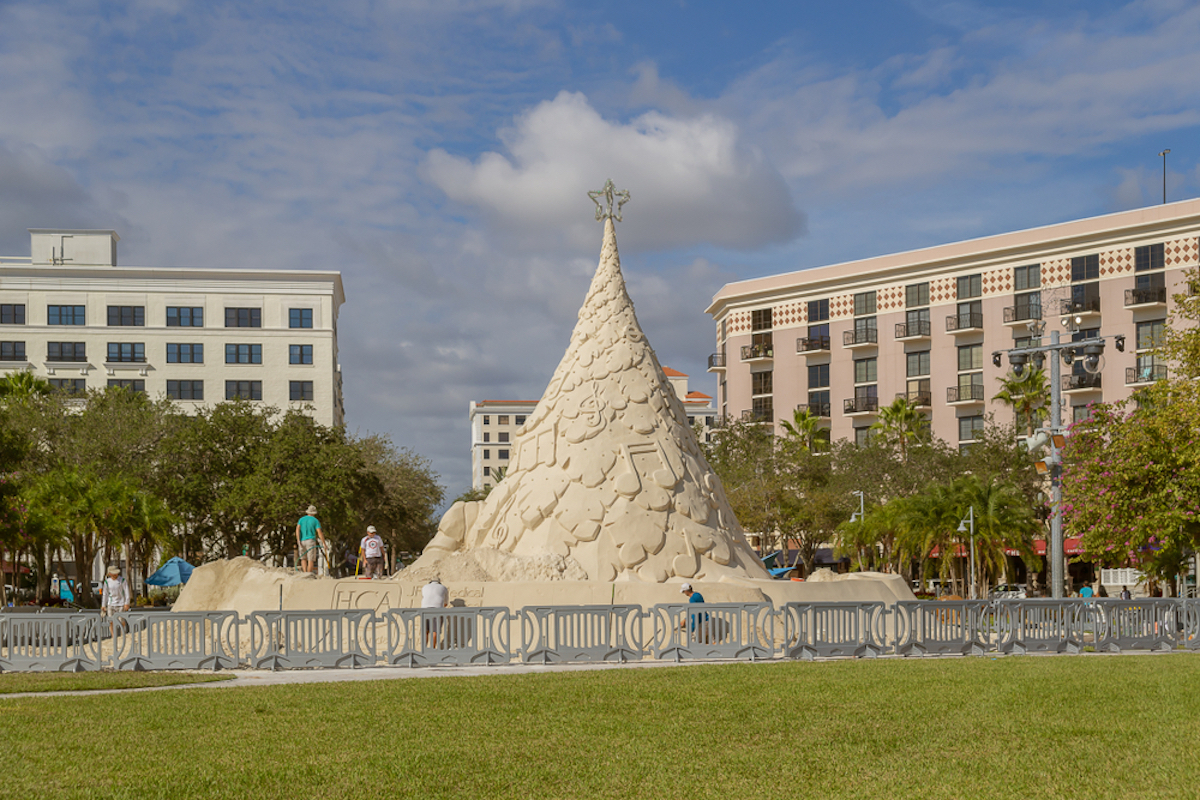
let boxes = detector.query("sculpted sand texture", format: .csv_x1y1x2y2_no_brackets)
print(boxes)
411,215,768,584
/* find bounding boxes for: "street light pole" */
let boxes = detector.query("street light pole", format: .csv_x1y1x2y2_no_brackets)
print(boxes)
958,506,976,599
850,490,866,570
1160,149,1170,204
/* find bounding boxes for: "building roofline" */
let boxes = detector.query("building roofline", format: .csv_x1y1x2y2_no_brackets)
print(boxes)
707,197,1200,316
28,228,120,240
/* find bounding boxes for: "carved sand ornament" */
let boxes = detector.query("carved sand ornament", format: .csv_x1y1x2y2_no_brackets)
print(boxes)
410,183,768,583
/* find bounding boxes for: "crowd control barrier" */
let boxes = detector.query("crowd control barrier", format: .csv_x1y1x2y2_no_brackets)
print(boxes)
4,598,1200,673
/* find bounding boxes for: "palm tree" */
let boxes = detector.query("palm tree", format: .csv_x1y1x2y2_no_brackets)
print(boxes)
0,372,52,405
870,396,927,463
993,367,1048,437
780,406,821,453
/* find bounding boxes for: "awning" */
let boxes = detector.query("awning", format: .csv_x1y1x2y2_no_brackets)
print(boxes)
0,560,32,575
931,539,1084,558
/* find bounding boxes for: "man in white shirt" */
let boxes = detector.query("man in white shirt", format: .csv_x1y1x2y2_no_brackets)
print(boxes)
101,565,131,635
421,577,449,647
359,526,385,579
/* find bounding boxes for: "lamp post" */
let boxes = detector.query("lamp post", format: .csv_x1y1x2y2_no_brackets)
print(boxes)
957,506,976,599
1159,149,1170,204
992,323,1123,598
850,490,866,570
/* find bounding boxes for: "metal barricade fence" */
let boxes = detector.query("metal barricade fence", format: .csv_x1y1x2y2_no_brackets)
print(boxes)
247,610,377,670
648,603,774,662
894,601,990,656
781,602,886,660
1181,599,1200,651
380,607,511,667
0,612,104,672
518,605,643,663
995,599,1084,655
109,611,241,671
1081,599,1176,653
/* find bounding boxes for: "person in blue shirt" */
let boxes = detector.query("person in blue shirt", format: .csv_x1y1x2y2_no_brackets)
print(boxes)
681,583,709,641
295,505,326,574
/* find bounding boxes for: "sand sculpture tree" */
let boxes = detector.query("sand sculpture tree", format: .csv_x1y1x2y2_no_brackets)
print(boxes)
413,180,769,583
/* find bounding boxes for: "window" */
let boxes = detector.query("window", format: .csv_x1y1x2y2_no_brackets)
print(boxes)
1070,282,1100,312
807,322,830,343
107,342,146,363
48,305,85,325
1014,291,1041,318
0,304,25,325
905,308,930,329
807,390,830,414
167,343,203,363
752,396,773,420
167,380,204,400
958,344,983,371
483,466,491,477
225,308,262,328
807,299,829,322
483,416,490,425
854,357,877,384
854,316,877,336
226,380,262,400
752,371,773,395
853,291,876,316
1136,320,1165,351
1135,271,1166,292
956,300,982,327
957,372,984,392
0,341,25,361
1071,255,1099,282
107,379,145,392
49,378,86,394
498,449,510,460
855,427,873,447
907,351,930,377
1135,244,1164,273
808,363,830,388
483,449,490,460
483,432,490,443
1013,334,1042,350
957,274,982,299
167,306,204,327
498,415,510,425
289,308,313,329
498,432,510,443
289,381,314,401
958,415,984,442
225,344,263,364
289,345,313,365
1014,265,1041,291
751,308,773,331
1072,405,1094,424
47,342,86,362
107,306,145,326
906,283,929,308
515,415,526,426
854,384,877,406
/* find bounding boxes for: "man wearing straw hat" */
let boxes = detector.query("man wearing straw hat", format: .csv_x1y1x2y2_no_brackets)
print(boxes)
295,505,327,574
101,564,131,635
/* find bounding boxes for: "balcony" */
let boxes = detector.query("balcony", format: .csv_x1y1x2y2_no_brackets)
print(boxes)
895,321,931,340
945,312,984,333
1126,365,1167,385
842,328,878,349
1062,373,1102,392
946,384,985,404
1059,297,1101,318
1124,287,1167,308
796,402,831,418
740,344,774,362
741,409,773,424
897,390,932,408
843,397,879,415
1003,305,1043,326
707,352,726,371
796,335,831,354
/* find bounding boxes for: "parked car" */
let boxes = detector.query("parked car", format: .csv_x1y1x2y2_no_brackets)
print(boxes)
989,583,1027,600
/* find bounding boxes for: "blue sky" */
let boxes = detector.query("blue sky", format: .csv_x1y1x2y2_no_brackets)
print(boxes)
2,0,1198,499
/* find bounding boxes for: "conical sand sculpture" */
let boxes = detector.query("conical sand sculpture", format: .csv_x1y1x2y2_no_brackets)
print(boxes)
413,181,769,583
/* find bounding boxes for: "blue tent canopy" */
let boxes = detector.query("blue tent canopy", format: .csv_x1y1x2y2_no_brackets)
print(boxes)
768,566,796,578
146,557,195,587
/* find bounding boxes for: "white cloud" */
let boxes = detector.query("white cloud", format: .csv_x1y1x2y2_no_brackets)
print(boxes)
421,91,805,252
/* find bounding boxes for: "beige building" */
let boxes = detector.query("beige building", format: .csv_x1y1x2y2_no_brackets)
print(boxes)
0,229,345,426
707,200,1200,448
470,367,715,491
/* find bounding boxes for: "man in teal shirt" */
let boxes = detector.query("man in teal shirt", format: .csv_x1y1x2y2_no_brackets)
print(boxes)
295,505,326,573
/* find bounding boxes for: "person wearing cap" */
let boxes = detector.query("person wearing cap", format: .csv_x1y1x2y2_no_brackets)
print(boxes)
360,526,385,580
295,505,326,574
101,565,131,634
680,583,710,642
421,577,449,647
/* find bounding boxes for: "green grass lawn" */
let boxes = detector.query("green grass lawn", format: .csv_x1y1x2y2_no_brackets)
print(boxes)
1,655,1197,800
0,672,232,694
